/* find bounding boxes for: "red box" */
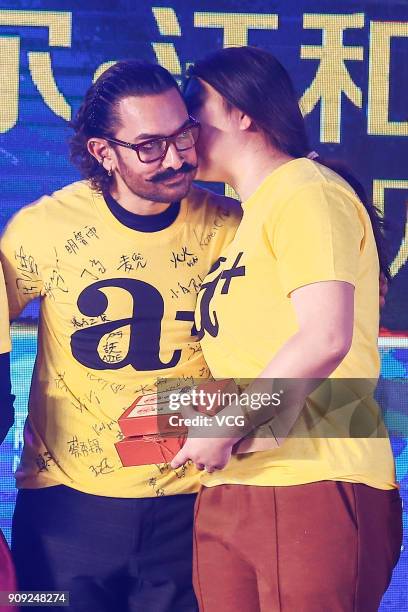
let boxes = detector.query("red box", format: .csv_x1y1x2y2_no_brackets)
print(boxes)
115,380,239,469
118,392,186,437
115,433,186,467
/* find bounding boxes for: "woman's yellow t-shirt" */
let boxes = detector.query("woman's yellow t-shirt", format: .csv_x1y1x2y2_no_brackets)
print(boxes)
196,158,397,491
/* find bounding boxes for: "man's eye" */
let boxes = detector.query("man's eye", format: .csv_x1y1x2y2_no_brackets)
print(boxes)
140,141,161,152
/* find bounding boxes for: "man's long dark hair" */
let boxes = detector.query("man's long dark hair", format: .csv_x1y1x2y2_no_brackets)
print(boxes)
186,46,390,278
70,60,180,193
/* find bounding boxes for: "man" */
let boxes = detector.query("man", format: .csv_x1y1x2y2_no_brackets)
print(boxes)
0,60,240,612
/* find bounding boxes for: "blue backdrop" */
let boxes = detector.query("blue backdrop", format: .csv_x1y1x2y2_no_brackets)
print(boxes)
0,2,407,609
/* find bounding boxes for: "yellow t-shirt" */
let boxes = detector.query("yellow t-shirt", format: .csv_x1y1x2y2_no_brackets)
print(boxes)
196,158,397,491
0,180,241,496
0,262,11,354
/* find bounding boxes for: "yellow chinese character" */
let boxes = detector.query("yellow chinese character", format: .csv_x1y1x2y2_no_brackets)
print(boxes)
373,180,408,278
0,10,71,132
300,13,364,143
93,61,117,83
368,21,408,136
152,7,182,80
194,12,278,47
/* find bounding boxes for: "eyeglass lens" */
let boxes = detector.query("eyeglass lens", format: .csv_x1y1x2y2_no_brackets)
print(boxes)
138,124,199,162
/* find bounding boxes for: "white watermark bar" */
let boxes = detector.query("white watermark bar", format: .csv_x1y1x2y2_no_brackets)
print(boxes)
152,377,407,440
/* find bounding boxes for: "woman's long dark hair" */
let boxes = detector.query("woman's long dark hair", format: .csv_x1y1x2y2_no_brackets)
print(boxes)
186,46,389,278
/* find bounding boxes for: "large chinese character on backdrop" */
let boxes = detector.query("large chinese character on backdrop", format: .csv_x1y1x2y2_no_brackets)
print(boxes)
0,1,406,331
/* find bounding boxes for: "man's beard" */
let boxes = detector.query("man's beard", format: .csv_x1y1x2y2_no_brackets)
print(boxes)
118,162,197,204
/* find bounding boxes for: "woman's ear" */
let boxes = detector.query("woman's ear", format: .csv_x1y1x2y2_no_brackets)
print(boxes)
227,105,252,132
237,111,253,132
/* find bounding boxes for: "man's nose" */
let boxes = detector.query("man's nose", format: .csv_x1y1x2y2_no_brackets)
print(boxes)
161,142,184,170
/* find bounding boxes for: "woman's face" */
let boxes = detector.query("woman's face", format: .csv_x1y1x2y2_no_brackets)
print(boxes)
184,78,236,183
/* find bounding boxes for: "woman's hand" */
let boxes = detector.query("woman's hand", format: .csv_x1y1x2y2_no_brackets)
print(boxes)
171,436,236,473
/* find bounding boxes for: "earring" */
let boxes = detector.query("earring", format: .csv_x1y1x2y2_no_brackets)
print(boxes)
108,168,112,177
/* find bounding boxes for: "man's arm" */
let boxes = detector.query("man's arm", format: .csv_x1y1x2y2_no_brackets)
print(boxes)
0,210,43,321
0,211,42,445
0,352,14,445
0,261,15,444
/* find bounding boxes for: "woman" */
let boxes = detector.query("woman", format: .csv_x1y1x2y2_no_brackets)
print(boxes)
171,47,402,611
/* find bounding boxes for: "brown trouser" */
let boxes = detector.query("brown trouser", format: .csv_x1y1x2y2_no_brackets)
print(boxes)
193,482,402,612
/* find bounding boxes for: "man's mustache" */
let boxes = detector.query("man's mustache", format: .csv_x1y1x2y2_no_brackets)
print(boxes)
148,162,197,183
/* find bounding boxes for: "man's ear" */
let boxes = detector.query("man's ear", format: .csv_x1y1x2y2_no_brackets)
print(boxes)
87,138,114,173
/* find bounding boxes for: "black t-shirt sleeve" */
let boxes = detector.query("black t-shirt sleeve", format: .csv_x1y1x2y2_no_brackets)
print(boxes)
0,352,14,445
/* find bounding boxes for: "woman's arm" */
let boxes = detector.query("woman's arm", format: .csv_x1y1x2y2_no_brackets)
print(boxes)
171,280,354,471
261,280,354,379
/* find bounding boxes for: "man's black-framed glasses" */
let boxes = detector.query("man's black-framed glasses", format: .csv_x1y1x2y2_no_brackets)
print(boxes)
103,117,200,164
